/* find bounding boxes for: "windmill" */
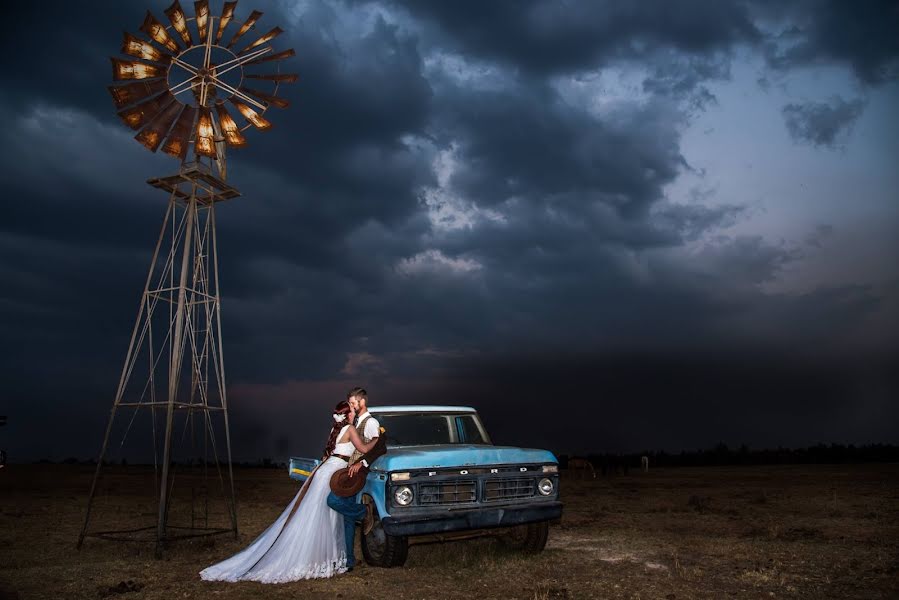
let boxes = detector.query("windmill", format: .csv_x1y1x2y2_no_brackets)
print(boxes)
78,0,296,557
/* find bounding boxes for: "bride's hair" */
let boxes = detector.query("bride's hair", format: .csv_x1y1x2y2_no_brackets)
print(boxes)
322,400,353,459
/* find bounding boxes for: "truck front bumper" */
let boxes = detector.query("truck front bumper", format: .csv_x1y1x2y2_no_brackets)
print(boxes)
381,501,563,537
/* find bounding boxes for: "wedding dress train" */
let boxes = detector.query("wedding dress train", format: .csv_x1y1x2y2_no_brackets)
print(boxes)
199,429,354,583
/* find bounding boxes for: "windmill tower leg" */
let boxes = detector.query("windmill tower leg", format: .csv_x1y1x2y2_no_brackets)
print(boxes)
155,192,197,557
78,201,174,550
210,205,239,539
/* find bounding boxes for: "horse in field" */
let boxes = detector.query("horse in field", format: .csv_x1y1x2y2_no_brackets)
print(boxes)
566,457,596,479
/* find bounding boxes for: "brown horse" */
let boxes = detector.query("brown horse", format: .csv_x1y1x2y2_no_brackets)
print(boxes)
566,457,596,479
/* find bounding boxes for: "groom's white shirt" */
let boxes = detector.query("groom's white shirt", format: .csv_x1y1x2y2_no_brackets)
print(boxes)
355,410,380,468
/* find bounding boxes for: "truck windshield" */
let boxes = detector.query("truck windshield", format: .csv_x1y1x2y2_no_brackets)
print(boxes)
373,413,492,447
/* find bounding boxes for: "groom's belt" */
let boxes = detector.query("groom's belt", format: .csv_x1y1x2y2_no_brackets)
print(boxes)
332,453,352,462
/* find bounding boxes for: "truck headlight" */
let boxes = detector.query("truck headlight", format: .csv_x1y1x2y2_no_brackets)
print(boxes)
394,485,414,506
537,478,554,496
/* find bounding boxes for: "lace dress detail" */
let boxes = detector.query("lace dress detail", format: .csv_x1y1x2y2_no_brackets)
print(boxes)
199,425,352,583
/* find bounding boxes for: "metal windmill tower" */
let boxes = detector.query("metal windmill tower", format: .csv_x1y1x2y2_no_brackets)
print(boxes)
78,0,296,557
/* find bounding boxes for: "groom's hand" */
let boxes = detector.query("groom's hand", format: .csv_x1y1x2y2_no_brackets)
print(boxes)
347,463,363,478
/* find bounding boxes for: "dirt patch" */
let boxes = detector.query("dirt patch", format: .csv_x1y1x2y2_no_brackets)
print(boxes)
1,464,898,599
99,581,144,597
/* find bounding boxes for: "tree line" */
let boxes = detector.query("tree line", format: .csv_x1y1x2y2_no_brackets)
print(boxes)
558,442,899,471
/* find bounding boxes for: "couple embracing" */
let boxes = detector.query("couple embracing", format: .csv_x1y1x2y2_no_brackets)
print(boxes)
200,387,382,583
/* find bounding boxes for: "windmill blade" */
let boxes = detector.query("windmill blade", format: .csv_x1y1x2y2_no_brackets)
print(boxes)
244,73,298,83
108,79,168,109
135,100,183,152
162,105,198,160
229,98,271,130
240,86,289,109
140,11,180,53
194,0,210,43
113,3,296,162
111,57,165,81
239,26,282,54
244,47,295,66
122,32,171,63
117,92,176,130
215,103,247,147
226,10,262,49
164,1,193,46
195,108,217,158
216,1,238,43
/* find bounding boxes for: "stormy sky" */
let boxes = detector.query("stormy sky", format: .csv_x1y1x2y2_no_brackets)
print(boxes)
1,1,897,461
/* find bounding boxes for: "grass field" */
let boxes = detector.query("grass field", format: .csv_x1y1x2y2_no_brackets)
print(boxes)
1,463,897,599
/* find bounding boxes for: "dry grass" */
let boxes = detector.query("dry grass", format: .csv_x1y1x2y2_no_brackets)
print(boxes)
1,463,897,599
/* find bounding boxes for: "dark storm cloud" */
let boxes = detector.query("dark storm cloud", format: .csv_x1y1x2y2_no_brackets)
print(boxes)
1,1,897,461
206,0,776,388
654,203,745,242
385,0,760,111
389,0,760,75
4,2,163,119
781,96,866,149
0,105,169,398
641,53,732,112
804,224,834,249
0,103,172,248
225,3,436,223
430,78,686,220
689,235,800,289
760,0,899,84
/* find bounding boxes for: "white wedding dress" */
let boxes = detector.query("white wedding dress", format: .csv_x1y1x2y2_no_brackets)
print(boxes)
199,427,354,583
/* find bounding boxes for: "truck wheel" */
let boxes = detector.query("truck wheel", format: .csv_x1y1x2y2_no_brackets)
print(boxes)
361,510,408,567
501,520,549,553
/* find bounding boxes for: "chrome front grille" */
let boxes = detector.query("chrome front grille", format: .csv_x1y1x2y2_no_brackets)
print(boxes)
418,479,477,505
483,477,535,501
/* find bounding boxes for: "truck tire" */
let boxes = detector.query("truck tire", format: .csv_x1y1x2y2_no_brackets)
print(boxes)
361,510,408,567
501,520,550,553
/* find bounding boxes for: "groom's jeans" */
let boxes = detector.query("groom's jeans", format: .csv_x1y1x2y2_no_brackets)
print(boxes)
327,492,366,566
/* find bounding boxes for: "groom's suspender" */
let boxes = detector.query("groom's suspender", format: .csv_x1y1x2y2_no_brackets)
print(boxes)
348,416,372,465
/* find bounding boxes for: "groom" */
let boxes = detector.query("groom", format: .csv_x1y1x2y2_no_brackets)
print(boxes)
327,387,379,570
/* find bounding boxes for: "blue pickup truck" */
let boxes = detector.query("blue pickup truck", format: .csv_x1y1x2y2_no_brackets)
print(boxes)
290,405,562,567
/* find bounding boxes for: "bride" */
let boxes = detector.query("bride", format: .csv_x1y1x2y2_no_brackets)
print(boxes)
200,400,378,583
